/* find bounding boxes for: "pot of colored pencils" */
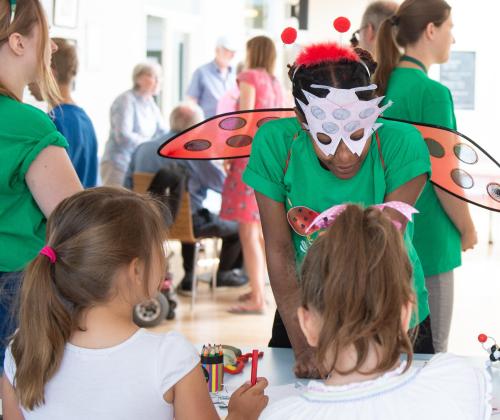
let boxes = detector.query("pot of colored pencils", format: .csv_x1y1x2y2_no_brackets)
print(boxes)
201,344,224,392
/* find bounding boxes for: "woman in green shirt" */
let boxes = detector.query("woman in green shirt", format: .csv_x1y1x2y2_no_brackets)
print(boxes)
0,0,81,369
374,0,477,353
243,43,433,378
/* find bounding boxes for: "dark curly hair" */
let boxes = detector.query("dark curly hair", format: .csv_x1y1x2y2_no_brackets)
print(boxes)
289,46,378,119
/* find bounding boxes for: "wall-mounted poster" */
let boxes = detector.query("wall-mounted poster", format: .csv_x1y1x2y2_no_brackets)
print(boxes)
40,0,53,25
54,0,79,29
440,51,476,110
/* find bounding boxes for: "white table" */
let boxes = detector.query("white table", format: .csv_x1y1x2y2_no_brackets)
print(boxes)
218,347,500,417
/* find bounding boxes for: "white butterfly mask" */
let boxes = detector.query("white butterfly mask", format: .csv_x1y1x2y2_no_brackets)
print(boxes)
297,84,392,156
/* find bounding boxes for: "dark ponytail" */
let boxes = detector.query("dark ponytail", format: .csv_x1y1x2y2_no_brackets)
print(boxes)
288,46,377,120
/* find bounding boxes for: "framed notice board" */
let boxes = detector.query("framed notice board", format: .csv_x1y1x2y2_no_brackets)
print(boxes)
440,51,476,110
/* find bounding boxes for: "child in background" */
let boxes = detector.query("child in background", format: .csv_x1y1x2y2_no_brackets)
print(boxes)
29,38,99,188
2,188,268,420
260,204,491,420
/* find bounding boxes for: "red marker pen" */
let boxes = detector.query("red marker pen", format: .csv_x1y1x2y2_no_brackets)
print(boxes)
250,349,259,386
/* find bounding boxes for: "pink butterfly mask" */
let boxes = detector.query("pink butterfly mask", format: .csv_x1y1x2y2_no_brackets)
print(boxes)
287,201,418,236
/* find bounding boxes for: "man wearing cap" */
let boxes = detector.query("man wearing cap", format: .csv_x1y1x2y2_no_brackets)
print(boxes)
186,36,237,119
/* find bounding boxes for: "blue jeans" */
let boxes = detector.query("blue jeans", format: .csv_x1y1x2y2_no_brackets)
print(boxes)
0,271,22,372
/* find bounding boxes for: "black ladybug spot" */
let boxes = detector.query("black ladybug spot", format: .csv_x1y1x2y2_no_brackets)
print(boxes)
487,183,500,203
184,139,211,151
226,135,253,148
454,143,478,165
219,117,247,131
450,168,474,189
424,138,445,158
257,117,279,128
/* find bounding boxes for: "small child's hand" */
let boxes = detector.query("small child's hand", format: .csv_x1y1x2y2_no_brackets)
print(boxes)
227,377,269,420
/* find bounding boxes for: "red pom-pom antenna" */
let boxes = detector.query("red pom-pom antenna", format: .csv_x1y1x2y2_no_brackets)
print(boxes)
478,333,488,343
333,16,351,33
295,42,359,67
281,27,297,44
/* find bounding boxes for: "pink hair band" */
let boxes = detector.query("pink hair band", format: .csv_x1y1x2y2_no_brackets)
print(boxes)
40,246,57,264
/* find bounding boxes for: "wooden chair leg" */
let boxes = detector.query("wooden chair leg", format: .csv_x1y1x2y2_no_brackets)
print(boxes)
211,237,220,294
191,242,201,311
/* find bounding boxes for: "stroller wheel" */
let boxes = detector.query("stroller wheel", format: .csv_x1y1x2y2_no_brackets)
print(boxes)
133,293,169,328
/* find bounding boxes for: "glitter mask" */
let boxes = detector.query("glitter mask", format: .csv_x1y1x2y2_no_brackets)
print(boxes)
297,84,392,156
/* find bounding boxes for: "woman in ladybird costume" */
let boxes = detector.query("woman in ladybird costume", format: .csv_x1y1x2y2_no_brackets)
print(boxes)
241,41,436,377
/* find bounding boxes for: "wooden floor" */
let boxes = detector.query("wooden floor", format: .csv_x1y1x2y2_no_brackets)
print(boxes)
152,282,276,348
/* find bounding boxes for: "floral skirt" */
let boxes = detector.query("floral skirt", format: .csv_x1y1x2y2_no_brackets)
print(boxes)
220,158,260,223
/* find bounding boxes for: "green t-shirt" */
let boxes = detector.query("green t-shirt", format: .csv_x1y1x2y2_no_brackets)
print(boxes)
243,117,431,324
0,95,68,272
383,68,462,276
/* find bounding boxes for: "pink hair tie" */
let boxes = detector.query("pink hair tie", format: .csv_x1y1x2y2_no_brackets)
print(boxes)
40,246,57,264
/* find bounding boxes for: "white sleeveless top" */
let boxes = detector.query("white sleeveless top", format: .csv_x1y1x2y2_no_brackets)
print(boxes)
260,353,492,420
4,329,199,420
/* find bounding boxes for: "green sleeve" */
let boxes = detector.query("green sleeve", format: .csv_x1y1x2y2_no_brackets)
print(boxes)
19,130,68,180
383,124,431,194
243,120,295,203
422,86,457,130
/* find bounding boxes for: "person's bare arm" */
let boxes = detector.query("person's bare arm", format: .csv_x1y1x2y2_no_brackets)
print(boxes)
384,174,427,229
433,187,477,251
238,82,256,111
256,192,320,378
168,365,219,420
2,375,25,420
25,146,82,217
169,365,268,420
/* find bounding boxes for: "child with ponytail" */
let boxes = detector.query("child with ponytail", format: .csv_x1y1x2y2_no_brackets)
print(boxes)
260,204,491,419
2,187,268,420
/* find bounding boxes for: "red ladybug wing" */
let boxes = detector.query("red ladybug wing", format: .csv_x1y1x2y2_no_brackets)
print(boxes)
287,207,320,236
410,123,500,212
159,108,296,160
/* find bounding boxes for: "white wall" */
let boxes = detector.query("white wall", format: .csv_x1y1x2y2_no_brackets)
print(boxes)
43,0,253,155
48,0,152,154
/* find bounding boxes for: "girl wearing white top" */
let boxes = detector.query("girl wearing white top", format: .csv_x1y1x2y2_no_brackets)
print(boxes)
260,204,491,420
2,187,268,420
